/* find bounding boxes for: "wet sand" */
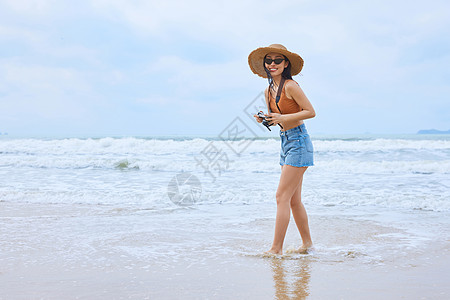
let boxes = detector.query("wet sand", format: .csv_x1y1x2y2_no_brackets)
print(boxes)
1,202,449,299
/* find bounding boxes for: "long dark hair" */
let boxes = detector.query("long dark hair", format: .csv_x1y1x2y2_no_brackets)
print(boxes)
263,55,293,95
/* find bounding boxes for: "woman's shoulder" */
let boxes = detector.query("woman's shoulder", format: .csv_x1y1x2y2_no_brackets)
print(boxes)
284,79,302,99
285,79,299,88
284,79,301,92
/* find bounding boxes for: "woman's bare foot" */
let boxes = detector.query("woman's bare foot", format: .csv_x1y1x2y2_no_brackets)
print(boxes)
264,248,283,256
296,243,313,254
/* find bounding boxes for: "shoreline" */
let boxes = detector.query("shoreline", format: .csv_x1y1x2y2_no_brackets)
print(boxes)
1,201,449,299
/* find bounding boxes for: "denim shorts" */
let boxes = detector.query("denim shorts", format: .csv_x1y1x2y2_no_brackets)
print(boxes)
279,123,314,167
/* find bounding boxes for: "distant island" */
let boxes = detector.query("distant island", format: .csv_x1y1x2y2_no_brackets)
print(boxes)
417,129,450,134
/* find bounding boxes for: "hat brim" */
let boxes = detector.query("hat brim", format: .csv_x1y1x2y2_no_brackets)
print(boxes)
248,46,304,78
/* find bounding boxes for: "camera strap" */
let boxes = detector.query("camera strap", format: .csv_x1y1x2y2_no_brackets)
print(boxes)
275,77,285,114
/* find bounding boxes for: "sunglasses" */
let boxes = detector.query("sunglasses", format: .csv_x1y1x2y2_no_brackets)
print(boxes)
264,58,285,65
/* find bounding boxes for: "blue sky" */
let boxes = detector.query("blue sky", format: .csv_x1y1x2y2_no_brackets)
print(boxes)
0,0,449,137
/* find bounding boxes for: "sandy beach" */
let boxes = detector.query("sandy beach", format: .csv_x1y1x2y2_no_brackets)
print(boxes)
1,201,449,299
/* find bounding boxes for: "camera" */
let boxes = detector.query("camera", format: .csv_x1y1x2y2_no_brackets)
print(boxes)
256,111,273,131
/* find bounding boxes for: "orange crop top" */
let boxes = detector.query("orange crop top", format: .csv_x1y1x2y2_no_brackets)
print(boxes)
268,80,301,114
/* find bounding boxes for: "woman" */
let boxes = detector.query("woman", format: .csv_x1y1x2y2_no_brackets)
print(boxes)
249,44,316,255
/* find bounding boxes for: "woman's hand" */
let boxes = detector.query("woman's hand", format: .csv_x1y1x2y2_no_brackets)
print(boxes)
265,113,284,126
253,114,263,123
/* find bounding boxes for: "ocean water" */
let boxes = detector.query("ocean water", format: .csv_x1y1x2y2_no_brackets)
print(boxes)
1,134,449,211
1,134,450,297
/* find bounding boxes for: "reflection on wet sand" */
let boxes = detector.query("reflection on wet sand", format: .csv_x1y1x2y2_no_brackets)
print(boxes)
271,257,311,299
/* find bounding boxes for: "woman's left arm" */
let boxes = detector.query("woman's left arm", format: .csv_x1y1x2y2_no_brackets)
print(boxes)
266,81,316,125
283,81,316,122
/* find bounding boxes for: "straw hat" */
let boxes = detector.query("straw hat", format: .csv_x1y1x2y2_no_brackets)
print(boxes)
248,44,304,78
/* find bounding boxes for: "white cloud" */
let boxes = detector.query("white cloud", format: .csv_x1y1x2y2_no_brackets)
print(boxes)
144,55,251,96
0,24,43,43
1,0,55,15
0,61,97,120
85,0,450,87
89,0,265,41
0,0,449,134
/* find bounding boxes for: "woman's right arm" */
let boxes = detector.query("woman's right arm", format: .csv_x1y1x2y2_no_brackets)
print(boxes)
253,87,270,123
264,87,270,113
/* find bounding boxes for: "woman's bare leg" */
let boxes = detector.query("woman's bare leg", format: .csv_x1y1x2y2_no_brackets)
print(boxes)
267,165,307,255
290,174,313,253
